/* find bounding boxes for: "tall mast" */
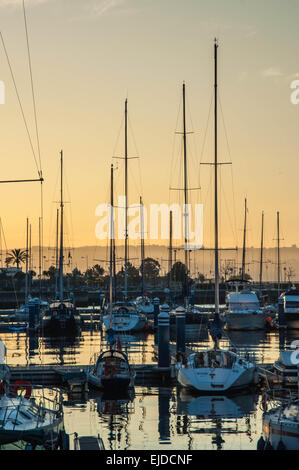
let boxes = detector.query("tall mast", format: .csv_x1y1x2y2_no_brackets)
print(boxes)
277,211,280,295
113,235,116,302
140,196,145,296
182,83,189,298
59,150,64,303
241,198,247,281
214,39,220,317
259,211,264,288
124,99,128,299
39,216,42,297
109,164,114,324
29,223,32,297
0,219,2,268
25,218,29,304
168,210,173,287
55,208,59,299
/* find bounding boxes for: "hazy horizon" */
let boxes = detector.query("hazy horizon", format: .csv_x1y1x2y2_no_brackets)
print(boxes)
0,1,298,254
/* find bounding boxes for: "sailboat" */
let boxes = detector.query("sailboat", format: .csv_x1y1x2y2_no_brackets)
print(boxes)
0,339,64,448
88,165,135,391
41,151,82,335
176,40,258,393
102,101,146,333
133,197,154,315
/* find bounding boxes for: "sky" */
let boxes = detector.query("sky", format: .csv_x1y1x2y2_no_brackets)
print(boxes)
0,0,299,253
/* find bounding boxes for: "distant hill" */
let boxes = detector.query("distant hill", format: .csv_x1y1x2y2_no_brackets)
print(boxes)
4,244,299,282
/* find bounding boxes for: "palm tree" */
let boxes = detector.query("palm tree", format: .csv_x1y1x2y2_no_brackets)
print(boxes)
5,249,28,270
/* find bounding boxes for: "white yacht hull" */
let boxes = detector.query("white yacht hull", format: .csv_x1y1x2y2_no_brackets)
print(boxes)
176,365,257,393
222,312,267,330
263,412,299,450
103,314,146,332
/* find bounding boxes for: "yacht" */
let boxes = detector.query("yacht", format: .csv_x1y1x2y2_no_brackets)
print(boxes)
41,152,82,336
87,348,135,392
42,300,82,335
262,399,299,450
14,298,49,322
0,339,64,448
135,296,154,315
102,302,147,333
176,42,258,394
176,348,258,393
279,287,299,329
222,283,267,330
273,350,299,385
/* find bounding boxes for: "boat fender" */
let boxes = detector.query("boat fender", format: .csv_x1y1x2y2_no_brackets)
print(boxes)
257,435,265,451
176,352,188,367
13,380,32,399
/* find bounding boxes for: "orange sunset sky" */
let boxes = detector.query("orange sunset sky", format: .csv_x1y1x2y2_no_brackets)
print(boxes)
0,0,298,253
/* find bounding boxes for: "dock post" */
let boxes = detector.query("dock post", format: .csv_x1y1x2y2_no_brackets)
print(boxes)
278,296,286,328
158,387,171,443
153,297,160,345
28,298,40,331
158,304,170,368
175,306,186,353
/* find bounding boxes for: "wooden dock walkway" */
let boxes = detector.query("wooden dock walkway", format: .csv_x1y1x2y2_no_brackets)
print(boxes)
9,363,174,386
74,435,105,451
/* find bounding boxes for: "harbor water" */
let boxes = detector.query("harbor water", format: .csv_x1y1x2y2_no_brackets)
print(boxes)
1,313,298,450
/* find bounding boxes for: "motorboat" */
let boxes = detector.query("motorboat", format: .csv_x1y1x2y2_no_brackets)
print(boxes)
273,350,299,385
102,302,147,333
222,282,267,331
279,288,299,329
262,399,299,450
14,298,49,322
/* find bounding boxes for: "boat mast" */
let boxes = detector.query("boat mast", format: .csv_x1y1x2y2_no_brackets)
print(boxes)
39,216,42,297
214,40,220,318
29,223,32,297
241,198,247,282
124,99,128,299
277,211,280,295
259,211,264,289
182,83,189,300
25,217,29,304
109,164,114,325
59,150,64,303
140,196,145,296
168,210,173,287
55,208,59,300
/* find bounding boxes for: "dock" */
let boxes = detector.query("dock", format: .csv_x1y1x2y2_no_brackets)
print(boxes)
74,435,105,451
9,363,174,387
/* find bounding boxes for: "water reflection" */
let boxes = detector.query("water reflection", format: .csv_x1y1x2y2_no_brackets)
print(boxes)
175,389,259,450
61,386,265,450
